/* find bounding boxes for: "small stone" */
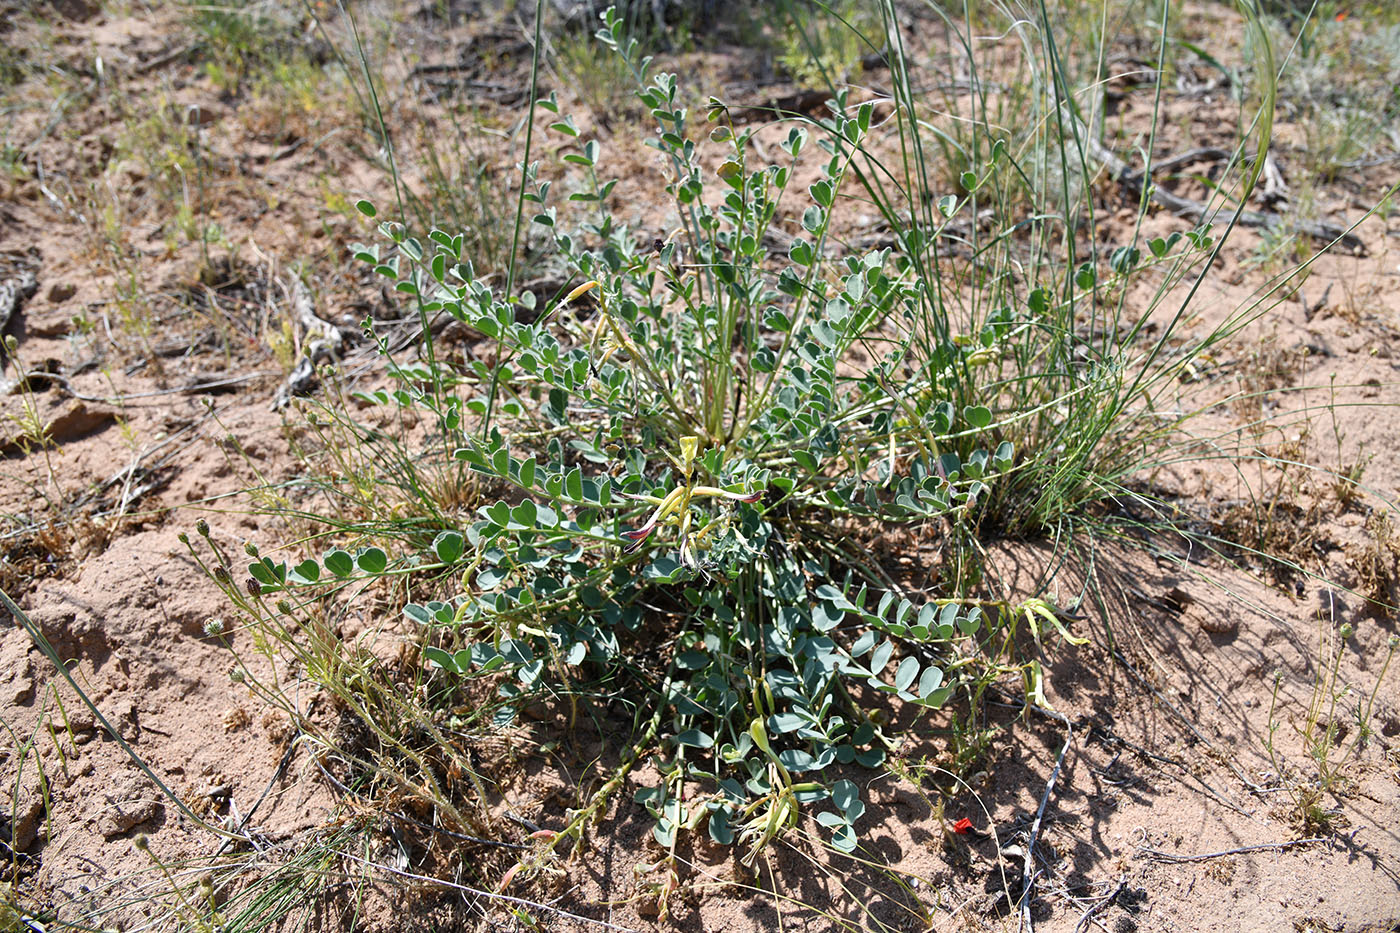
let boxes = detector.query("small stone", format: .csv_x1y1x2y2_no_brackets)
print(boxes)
46,282,77,303
66,705,96,734
45,399,116,443
7,676,34,706
1197,609,1239,634
98,773,163,838
68,711,98,744
0,628,35,705
9,770,48,851
1162,587,1195,613
113,699,140,741
222,706,250,732
19,313,75,339
0,399,116,453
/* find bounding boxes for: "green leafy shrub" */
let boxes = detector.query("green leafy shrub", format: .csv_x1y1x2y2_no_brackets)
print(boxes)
188,5,1111,871
192,0,1293,902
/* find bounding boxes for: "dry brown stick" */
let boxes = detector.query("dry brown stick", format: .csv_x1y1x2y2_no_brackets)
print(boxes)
1258,152,1289,206
40,370,279,403
1143,146,1233,175
1090,140,1367,255
1135,836,1324,863
135,42,196,74
1122,146,1288,208
336,849,642,933
287,275,340,350
1021,708,1074,933
1072,879,1127,933
730,89,835,124
211,737,299,858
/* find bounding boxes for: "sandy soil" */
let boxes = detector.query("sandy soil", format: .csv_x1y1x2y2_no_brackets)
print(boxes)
1,1,1398,931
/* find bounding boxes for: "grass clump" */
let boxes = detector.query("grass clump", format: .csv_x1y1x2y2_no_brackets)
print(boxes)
188,0,320,97
1265,621,1399,834
773,0,883,87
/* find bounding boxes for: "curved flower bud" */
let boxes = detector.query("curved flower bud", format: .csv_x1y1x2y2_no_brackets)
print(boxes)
621,525,655,553
619,470,764,556
692,485,763,503
620,485,687,551
562,280,600,304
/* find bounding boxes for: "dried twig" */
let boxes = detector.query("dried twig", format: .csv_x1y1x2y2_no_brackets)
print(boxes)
1305,282,1333,321
1142,146,1233,176
135,42,196,74
1135,836,1324,863
730,89,835,123
28,370,279,403
1021,708,1074,933
1090,140,1367,255
1072,879,1127,933
416,75,522,104
336,849,642,932
212,738,298,857
1257,152,1288,208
